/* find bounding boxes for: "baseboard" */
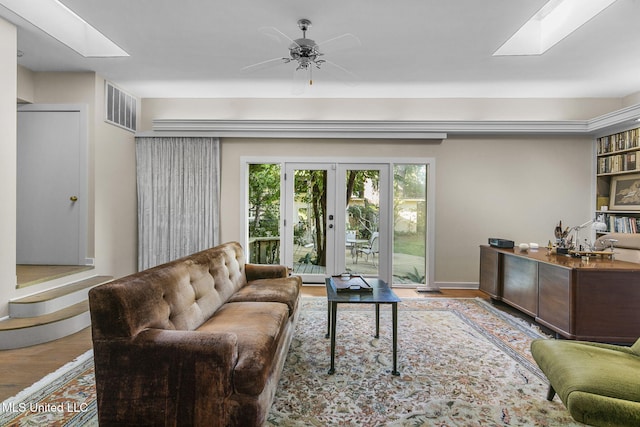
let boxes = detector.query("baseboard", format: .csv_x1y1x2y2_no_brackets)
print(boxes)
435,282,480,290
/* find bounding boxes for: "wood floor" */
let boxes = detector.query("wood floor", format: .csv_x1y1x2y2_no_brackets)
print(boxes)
0,287,486,401
16,264,94,288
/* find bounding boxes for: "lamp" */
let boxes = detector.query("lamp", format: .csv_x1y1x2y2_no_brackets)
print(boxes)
571,218,608,251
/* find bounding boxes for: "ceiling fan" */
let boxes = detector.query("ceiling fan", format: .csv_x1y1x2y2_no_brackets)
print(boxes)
241,19,361,94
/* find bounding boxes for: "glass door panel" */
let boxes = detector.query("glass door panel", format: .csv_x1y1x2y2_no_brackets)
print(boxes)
246,159,431,288
285,163,335,283
392,164,427,285
247,163,281,264
343,169,381,277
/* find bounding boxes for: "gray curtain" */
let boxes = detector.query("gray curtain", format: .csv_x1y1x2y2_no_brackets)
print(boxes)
135,136,220,270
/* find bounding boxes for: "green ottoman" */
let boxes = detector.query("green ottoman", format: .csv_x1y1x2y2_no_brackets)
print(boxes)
531,338,640,427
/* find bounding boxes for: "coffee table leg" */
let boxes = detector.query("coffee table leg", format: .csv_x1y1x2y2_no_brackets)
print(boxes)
375,303,380,338
325,298,330,339
392,302,400,376
328,301,337,375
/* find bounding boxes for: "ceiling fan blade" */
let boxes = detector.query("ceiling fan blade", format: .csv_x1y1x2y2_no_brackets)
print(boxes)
316,33,361,53
240,57,288,74
258,26,300,47
322,60,360,86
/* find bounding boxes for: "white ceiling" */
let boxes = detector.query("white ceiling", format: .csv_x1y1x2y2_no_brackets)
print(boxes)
3,0,640,99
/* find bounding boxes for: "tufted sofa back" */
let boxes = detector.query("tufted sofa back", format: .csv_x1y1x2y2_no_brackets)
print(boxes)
89,242,248,340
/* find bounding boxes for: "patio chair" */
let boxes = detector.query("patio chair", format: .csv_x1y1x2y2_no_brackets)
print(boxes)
346,230,357,261
357,232,379,266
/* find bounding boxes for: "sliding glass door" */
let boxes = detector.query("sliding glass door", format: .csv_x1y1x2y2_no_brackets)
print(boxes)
244,158,433,287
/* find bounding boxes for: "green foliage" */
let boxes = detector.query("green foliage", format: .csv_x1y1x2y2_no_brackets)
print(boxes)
394,164,426,199
295,170,328,265
248,164,280,238
403,267,426,284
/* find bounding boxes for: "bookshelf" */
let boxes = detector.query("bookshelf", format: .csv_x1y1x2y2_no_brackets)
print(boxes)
596,127,640,235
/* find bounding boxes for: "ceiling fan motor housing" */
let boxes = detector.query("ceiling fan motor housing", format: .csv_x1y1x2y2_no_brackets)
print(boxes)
289,38,322,68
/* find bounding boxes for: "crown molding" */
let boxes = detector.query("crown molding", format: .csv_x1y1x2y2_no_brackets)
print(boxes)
149,119,448,139
146,104,640,139
587,103,640,135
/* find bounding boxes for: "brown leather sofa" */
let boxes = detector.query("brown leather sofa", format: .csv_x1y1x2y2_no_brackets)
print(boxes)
88,242,302,426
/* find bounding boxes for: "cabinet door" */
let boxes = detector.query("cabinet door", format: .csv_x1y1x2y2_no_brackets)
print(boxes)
502,254,538,317
538,263,572,336
479,246,500,298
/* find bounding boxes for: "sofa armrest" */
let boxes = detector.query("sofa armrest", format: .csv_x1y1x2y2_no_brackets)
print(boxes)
93,329,239,427
245,263,289,281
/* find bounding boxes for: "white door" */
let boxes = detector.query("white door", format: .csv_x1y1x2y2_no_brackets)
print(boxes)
283,162,389,283
17,107,86,265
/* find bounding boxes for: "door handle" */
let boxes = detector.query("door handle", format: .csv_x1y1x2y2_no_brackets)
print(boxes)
70,196,78,202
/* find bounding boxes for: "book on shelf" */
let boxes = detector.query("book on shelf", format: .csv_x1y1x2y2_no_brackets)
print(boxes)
597,128,640,155
599,214,639,234
597,152,640,174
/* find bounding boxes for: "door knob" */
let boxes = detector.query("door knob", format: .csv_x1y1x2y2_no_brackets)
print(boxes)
70,196,78,202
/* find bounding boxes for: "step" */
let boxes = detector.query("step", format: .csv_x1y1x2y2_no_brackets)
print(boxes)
0,301,91,350
9,275,113,318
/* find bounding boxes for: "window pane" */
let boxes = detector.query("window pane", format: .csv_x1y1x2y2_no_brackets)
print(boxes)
393,164,427,285
248,163,281,264
292,169,328,275
344,169,380,277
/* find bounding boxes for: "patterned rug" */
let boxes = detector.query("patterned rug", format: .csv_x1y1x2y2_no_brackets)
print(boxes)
0,297,581,426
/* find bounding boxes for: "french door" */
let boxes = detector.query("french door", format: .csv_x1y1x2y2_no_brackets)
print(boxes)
282,162,390,283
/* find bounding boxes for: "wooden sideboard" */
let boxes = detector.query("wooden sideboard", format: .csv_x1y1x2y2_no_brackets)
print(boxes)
479,245,640,343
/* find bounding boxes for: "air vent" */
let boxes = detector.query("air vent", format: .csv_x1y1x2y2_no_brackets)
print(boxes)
105,81,137,132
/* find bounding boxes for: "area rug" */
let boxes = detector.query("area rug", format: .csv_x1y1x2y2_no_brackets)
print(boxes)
0,297,581,426
267,298,581,426
0,349,96,426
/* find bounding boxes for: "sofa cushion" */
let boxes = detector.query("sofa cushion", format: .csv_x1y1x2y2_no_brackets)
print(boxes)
532,339,640,404
197,301,289,396
227,277,301,317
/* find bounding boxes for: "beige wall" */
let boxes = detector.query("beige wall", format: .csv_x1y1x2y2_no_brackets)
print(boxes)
140,98,621,129
218,136,592,285
31,72,137,280
92,76,138,279
0,18,17,316
2,68,609,305
16,65,34,103
140,98,596,285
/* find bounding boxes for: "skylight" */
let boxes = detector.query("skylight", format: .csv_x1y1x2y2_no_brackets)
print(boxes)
0,0,128,57
494,0,617,56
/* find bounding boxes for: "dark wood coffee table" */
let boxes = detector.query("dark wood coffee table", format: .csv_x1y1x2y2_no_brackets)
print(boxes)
325,276,401,375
